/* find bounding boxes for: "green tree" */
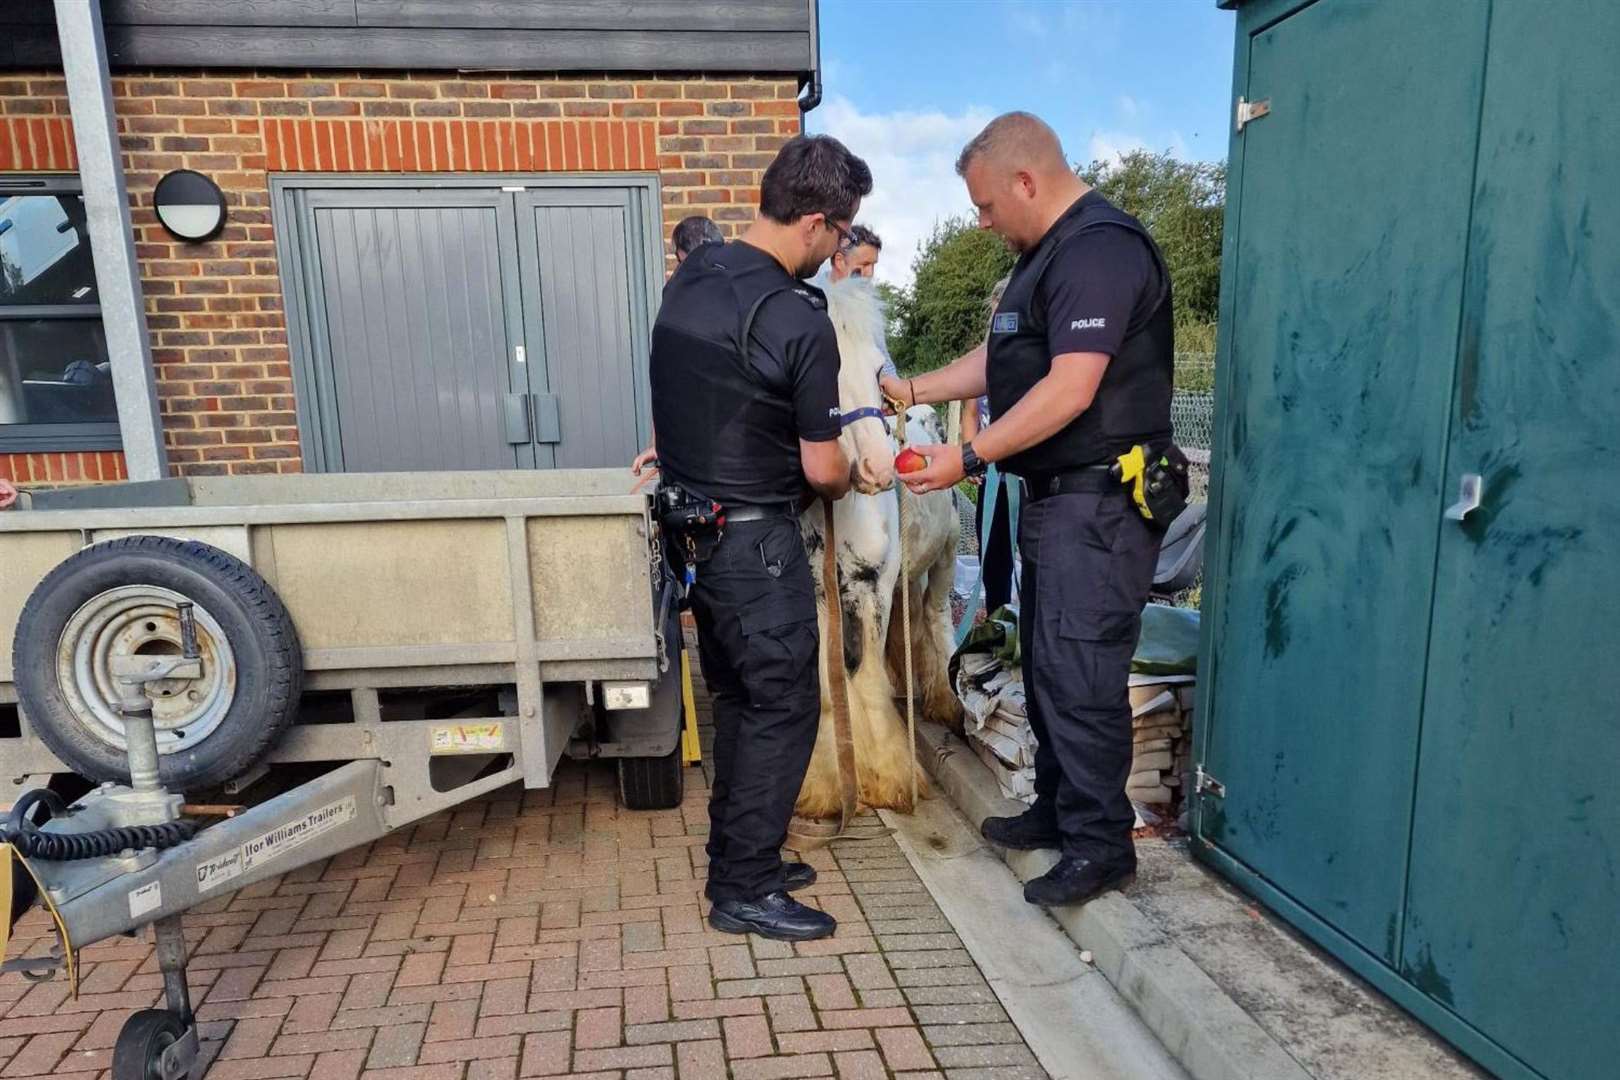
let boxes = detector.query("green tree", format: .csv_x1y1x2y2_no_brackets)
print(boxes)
1076,149,1226,329
873,279,906,347
0,252,22,302
886,217,1014,376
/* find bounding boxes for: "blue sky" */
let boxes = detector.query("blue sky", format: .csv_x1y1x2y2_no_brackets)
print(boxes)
807,0,1235,285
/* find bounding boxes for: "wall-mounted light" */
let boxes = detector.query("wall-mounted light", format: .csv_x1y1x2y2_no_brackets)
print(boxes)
153,169,226,243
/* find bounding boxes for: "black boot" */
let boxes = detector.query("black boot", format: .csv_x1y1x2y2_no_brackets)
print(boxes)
980,808,1062,851
1022,855,1136,907
710,892,837,941
782,861,817,892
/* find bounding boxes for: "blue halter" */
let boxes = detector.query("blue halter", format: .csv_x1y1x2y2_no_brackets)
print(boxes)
839,406,887,429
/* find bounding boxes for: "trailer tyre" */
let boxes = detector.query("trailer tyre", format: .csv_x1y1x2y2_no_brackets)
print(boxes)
12,536,302,791
112,1009,187,1080
618,749,684,811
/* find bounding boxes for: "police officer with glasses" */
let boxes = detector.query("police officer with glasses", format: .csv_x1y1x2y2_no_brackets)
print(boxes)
648,134,872,940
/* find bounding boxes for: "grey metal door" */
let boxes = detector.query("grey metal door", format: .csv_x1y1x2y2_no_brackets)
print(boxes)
300,189,532,473
515,188,655,470
276,179,659,474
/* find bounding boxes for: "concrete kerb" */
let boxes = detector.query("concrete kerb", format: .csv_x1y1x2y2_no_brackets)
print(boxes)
915,719,1313,1080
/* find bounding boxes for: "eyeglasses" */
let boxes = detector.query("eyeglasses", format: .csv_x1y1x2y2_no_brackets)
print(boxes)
825,218,855,251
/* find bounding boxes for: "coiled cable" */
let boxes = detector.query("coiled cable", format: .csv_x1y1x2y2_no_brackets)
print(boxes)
3,789,198,862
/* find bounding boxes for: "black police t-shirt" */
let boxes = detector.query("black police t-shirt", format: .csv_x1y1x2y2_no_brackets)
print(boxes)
728,243,843,445
987,191,1174,474
649,241,841,507
1041,217,1160,361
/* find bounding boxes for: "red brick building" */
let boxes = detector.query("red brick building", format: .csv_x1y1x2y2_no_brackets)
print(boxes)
0,1,821,484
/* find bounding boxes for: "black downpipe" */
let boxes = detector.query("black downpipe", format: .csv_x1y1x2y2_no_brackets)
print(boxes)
798,0,823,116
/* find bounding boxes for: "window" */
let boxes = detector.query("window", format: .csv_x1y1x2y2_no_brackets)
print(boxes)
0,175,119,451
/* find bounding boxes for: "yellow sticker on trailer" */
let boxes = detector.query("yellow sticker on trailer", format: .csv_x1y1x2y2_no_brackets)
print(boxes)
430,722,504,754
1,842,78,997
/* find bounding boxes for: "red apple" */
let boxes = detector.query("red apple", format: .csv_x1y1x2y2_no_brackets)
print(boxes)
895,447,927,474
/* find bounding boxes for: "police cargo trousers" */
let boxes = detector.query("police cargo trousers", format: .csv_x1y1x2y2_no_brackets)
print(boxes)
688,516,821,902
1018,488,1162,864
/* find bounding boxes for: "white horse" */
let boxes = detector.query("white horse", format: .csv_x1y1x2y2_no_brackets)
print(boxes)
796,277,961,818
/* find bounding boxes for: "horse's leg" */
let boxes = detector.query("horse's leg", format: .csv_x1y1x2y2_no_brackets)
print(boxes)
914,518,965,732
796,496,908,819
846,555,934,812
884,492,965,734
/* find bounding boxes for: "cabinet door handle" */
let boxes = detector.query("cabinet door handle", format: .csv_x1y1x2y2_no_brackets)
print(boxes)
502,393,530,444
532,393,562,444
1444,473,1483,521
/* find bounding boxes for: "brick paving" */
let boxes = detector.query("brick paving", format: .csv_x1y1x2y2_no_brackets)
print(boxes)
1,670,1048,1080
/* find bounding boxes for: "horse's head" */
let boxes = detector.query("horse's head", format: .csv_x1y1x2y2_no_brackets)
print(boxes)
823,276,895,494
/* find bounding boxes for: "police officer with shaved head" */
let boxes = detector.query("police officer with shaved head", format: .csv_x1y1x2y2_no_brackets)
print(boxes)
882,111,1178,907
650,134,872,940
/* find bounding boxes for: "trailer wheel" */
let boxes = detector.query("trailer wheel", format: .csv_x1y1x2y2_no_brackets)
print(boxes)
112,1009,187,1080
618,748,684,811
12,536,302,791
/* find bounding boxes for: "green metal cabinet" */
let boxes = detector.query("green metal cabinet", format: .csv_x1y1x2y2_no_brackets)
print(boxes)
1197,3,1619,1078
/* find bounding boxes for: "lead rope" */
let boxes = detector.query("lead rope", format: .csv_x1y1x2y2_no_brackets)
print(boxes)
893,404,920,811
787,497,861,849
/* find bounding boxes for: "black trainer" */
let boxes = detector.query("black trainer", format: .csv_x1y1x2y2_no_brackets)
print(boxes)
709,892,837,941
783,861,817,892
1022,855,1136,907
980,809,1062,851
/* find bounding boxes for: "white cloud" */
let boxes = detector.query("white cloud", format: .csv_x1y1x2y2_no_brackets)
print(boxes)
810,94,995,289
1005,1,1054,39
1085,128,1192,166
1005,0,1118,41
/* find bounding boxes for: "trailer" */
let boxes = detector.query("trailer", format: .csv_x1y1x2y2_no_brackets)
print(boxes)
0,470,685,1080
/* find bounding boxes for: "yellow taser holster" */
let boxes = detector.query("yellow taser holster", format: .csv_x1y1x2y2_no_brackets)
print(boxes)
1113,444,1155,520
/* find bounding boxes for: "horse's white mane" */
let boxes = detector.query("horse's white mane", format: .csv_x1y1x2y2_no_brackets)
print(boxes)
821,276,888,371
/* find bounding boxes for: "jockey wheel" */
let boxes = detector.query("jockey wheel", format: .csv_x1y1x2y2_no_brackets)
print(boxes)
104,605,208,1080
113,1005,195,1080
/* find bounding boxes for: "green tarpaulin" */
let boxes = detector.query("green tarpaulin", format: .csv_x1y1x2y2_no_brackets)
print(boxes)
951,602,1199,679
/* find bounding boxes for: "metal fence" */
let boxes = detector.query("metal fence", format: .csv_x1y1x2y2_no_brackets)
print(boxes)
1173,353,1216,503
1173,388,1214,445
1173,392,1214,503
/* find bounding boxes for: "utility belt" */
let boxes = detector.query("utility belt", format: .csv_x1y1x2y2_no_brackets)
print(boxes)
655,481,796,588
1023,440,1191,528
1023,465,1115,501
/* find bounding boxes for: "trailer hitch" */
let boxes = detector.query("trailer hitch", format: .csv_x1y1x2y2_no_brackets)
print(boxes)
0,602,208,1080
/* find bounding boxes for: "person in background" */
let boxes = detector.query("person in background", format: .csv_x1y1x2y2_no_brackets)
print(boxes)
672,214,725,266
811,225,901,385
960,275,1015,615
828,223,881,282
0,478,17,510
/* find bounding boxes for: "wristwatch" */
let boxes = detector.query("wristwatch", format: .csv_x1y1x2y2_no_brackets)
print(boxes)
960,441,988,478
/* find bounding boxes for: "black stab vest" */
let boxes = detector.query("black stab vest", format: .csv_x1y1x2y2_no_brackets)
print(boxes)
649,243,825,507
987,194,1175,476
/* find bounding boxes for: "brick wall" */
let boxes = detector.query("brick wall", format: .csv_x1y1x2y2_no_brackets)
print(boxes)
0,71,801,481
0,450,128,486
